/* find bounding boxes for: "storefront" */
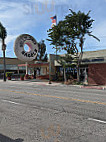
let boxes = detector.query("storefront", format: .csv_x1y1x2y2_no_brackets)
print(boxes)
49,49,106,85
18,62,49,79
0,49,106,84
80,49,106,85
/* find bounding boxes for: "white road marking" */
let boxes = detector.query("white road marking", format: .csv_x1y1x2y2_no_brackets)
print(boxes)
88,118,106,124
8,86,16,87
2,100,20,105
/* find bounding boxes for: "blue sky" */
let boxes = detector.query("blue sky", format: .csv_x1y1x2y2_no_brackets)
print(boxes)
0,0,106,58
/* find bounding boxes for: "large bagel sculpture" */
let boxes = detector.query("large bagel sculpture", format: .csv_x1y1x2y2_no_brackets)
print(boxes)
14,34,38,62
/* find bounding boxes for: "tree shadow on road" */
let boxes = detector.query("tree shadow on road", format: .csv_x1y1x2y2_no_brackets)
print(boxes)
0,134,24,142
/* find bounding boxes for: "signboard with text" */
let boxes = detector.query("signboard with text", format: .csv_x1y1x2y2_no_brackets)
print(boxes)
14,34,38,62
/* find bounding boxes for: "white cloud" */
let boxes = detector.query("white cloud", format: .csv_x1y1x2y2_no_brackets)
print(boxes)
93,21,106,36
0,1,35,56
0,0,106,56
83,20,106,51
30,0,68,4
5,35,18,44
0,35,17,53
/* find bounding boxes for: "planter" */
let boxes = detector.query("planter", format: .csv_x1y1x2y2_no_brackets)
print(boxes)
20,74,25,80
20,77,24,80
31,75,34,79
7,77,11,80
7,73,13,80
36,75,49,80
24,74,29,80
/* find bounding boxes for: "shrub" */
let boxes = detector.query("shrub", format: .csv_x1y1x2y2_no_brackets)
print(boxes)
20,74,25,78
24,74,29,79
7,73,13,77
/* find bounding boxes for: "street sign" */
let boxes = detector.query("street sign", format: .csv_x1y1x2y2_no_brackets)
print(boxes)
2,44,6,51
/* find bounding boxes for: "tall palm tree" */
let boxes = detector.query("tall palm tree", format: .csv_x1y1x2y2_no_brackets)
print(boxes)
0,22,7,81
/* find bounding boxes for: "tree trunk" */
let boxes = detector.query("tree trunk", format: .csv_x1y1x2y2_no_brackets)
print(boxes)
2,39,6,82
3,50,6,81
77,37,84,82
77,51,83,82
77,64,80,82
64,68,67,83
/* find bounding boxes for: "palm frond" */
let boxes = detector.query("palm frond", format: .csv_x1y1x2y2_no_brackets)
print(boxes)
88,33,100,42
0,22,7,40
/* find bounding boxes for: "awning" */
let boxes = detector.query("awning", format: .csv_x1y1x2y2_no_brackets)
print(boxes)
18,63,49,67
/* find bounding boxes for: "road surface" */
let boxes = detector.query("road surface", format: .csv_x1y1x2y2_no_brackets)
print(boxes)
0,80,106,142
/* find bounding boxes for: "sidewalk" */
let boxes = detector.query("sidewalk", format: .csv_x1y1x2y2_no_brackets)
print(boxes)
0,79,63,87
0,79,106,90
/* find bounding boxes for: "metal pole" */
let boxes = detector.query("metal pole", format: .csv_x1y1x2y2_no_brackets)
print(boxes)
55,15,58,80
49,55,52,84
2,43,6,82
26,62,28,74
18,66,19,74
49,68,51,84
3,50,6,81
55,45,58,80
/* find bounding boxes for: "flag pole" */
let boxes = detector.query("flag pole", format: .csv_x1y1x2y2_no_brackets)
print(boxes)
55,15,57,56
49,15,58,83
55,15,58,80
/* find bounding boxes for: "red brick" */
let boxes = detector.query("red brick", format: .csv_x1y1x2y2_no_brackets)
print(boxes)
88,63,106,85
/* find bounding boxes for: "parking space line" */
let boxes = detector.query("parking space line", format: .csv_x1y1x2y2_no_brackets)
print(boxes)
2,100,20,105
88,118,106,124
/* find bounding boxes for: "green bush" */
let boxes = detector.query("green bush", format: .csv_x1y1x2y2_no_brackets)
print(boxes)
20,74,25,78
6,72,13,77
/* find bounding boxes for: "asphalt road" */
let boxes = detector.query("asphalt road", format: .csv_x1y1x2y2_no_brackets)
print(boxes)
0,80,106,142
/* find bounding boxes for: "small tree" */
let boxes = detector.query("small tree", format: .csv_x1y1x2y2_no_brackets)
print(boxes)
57,53,77,82
36,40,48,62
35,40,48,76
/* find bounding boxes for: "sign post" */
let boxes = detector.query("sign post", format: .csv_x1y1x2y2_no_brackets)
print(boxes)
2,44,6,82
26,62,28,74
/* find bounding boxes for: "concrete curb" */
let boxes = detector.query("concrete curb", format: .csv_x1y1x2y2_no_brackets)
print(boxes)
80,86,105,90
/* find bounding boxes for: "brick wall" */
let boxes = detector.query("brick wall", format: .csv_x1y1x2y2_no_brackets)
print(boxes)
88,63,106,85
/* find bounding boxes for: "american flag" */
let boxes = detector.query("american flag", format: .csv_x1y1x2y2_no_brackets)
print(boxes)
50,15,57,27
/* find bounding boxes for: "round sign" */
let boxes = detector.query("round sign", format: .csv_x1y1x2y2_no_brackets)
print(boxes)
14,34,38,62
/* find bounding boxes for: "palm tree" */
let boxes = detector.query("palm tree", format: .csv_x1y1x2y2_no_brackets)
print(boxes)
0,22,7,81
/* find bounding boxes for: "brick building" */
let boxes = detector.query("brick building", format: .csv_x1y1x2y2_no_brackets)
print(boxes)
81,49,106,85
49,49,106,85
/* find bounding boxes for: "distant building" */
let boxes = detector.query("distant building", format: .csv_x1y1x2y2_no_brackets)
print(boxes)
0,58,49,79
0,57,26,75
